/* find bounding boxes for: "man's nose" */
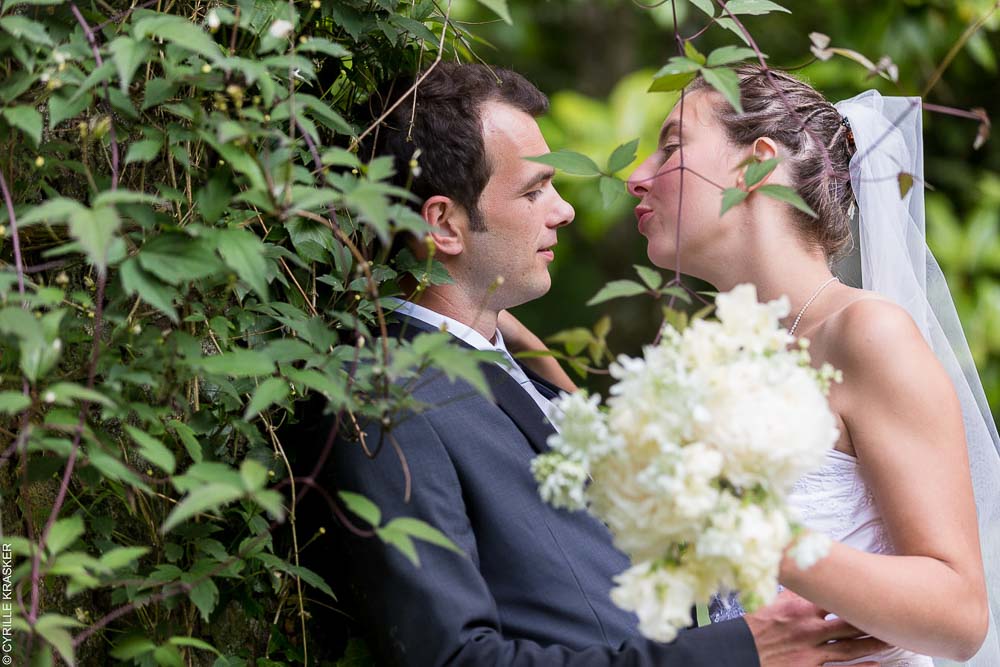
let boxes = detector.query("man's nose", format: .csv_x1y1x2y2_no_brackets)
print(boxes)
551,191,575,228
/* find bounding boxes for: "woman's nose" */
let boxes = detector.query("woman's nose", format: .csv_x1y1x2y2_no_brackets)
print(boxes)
627,158,653,198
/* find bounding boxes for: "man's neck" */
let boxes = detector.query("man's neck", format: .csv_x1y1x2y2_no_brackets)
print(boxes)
402,286,500,342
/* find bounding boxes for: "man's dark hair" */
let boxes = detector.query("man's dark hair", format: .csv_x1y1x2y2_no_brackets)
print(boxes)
369,62,548,232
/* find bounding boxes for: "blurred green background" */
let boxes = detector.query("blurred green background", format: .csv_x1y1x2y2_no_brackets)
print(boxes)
453,0,1000,416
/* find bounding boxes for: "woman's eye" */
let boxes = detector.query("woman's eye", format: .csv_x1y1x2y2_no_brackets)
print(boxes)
662,144,679,158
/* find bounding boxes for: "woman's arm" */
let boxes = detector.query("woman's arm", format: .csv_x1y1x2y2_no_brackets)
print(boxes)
497,309,578,393
780,299,988,661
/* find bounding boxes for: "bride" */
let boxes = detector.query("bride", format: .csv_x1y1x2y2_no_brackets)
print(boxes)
505,65,999,666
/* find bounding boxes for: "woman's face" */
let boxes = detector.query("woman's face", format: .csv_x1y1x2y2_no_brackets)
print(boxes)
627,90,747,275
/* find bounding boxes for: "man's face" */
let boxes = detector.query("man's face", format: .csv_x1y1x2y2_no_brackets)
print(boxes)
454,101,575,310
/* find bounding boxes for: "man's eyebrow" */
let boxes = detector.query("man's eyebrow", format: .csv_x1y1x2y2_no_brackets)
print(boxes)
658,120,679,148
518,167,555,193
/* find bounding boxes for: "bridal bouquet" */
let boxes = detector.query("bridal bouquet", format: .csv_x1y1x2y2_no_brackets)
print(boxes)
532,284,841,641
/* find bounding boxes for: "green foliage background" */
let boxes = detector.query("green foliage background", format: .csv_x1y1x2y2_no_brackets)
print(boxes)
0,1,997,666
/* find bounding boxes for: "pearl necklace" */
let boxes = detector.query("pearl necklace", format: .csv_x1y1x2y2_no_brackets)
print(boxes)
788,277,839,336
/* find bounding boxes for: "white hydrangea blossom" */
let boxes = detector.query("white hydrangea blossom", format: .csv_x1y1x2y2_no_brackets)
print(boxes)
533,283,837,641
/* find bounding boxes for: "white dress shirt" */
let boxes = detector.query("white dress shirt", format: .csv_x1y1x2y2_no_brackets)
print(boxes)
388,298,560,431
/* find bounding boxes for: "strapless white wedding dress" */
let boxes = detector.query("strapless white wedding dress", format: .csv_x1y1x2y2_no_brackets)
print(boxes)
710,448,935,666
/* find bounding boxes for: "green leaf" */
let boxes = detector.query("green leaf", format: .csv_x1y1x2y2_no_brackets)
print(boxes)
724,0,791,15
138,234,221,284
166,636,220,656
188,578,219,622
0,16,53,46
215,227,270,300
338,491,381,527
475,0,512,24
375,525,419,565
720,187,749,216
110,636,157,660
526,150,601,177
18,198,84,227
99,546,150,570
109,36,151,92
586,279,648,306
0,391,30,414
2,105,43,146
167,420,202,464
45,382,115,408
706,46,759,67
714,17,753,46
46,515,85,556
297,37,352,58
382,517,463,556
119,258,179,323
68,205,120,273
689,0,715,16
286,564,336,600
598,175,625,209
195,170,234,224
93,190,161,207
244,377,289,419
898,172,914,198
194,349,275,378
125,139,162,164
649,57,702,92
700,66,743,114
659,286,693,304
684,40,706,66
756,184,817,217
634,265,664,290
133,15,222,63
239,459,268,491
162,483,244,534
35,615,79,667
143,78,178,110
606,139,639,174
49,91,91,129
125,425,176,474
744,157,780,189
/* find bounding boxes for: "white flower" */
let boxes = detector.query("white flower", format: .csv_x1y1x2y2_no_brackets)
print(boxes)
531,452,588,511
43,391,56,404
788,531,832,570
531,283,839,641
268,19,293,39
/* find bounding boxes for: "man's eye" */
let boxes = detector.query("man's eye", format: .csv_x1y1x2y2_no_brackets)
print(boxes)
525,190,542,201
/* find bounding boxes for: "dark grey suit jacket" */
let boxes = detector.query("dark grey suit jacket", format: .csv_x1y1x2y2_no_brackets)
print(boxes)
330,315,759,665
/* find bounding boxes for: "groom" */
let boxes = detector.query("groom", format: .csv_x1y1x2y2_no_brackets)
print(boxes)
326,63,885,666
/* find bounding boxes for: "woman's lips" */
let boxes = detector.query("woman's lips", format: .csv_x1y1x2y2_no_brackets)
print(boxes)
635,206,654,232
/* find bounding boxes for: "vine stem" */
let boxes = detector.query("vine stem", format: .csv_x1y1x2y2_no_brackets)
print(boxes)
70,3,120,190
350,0,453,151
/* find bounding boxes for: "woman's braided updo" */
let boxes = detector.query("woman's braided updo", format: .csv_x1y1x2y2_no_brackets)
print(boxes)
689,64,856,261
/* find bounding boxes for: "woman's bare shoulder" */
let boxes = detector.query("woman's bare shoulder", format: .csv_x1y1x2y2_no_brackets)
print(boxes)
819,292,928,370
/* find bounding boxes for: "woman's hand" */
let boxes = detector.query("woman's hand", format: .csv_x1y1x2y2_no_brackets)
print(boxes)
497,309,577,393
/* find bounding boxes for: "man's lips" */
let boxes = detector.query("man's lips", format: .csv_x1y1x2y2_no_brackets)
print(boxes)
538,242,556,261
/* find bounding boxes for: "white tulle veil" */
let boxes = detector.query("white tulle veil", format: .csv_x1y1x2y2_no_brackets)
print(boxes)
833,90,1000,667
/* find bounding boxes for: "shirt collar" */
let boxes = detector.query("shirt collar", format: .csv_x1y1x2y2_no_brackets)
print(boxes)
387,297,513,359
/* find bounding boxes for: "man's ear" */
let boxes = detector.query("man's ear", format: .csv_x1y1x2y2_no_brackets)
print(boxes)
421,195,466,257
738,137,780,193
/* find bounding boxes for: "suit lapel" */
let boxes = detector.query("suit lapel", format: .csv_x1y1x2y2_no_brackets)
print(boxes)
388,313,556,455
481,363,555,455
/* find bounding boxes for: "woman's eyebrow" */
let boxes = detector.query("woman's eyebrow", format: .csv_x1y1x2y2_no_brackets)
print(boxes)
658,120,679,148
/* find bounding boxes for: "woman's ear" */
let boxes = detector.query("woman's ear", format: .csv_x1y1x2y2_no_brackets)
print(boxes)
421,195,466,257
737,137,780,193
